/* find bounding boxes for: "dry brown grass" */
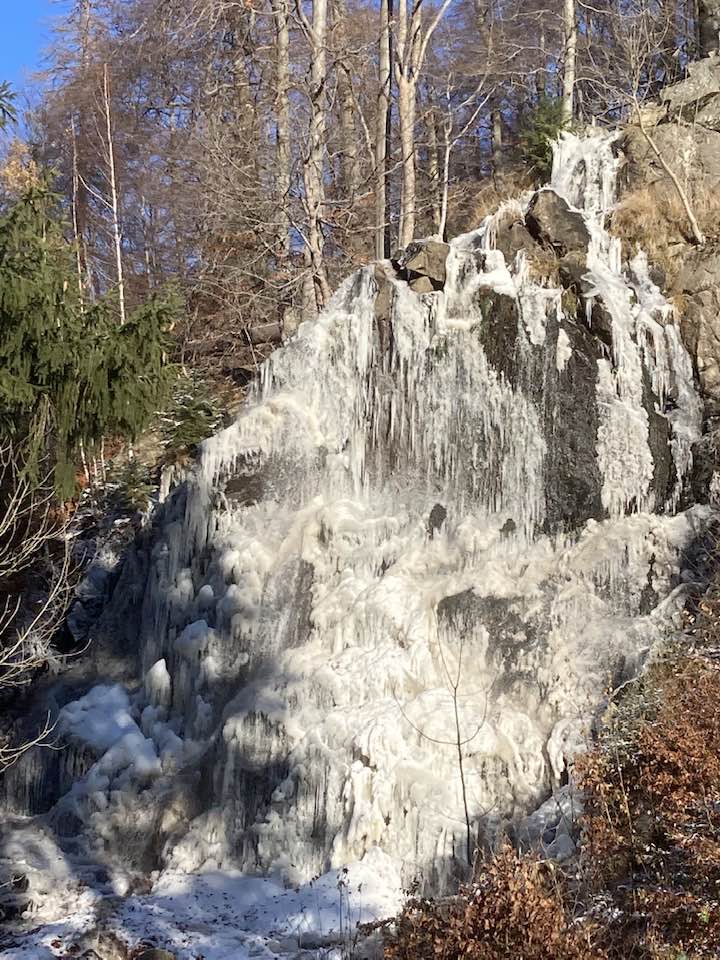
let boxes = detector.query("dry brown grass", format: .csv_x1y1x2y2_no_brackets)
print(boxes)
611,183,720,289
447,167,535,238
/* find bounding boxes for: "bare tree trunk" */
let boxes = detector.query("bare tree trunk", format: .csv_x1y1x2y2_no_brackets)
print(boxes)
394,0,454,248
300,0,331,312
426,97,442,234
333,0,361,197
141,196,156,291
562,0,577,124
375,0,392,259
397,76,417,247
491,109,503,173
537,19,547,99
70,116,85,308
699,0,720,56
272,0,292,261
395,0,417,247
438,113,451,241
102,63,126,326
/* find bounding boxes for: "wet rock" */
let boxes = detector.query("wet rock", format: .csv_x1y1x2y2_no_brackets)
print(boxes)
224,470,267,506
558,252,614,349
0,894,29,922
392,239,449,292
525,190,590,257
373,264,395,356
558,251,589,294
643,368,676,505
473,290,521,385
543,319,604,530
587,300,614,348
494,218,545,266
428,503,447,537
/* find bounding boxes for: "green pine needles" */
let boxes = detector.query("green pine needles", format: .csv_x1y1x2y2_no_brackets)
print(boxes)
519,97,572,182
0,183,177,495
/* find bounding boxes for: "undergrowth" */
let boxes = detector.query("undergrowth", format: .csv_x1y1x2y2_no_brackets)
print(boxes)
385,846,604,960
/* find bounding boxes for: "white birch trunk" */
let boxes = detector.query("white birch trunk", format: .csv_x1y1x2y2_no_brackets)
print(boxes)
272,0,292,261
302,0,331,312
102,63,126,326
562,0,577,124
375,0,392,259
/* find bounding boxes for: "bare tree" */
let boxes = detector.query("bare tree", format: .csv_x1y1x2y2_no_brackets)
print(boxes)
272,0,293,267
101,64,127,324
394,0,455,247
375,0,393,259
561,0,577,123
394,632,490,866
298,0,332,312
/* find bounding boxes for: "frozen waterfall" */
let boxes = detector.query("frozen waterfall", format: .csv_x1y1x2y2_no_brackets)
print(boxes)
1,132,713,956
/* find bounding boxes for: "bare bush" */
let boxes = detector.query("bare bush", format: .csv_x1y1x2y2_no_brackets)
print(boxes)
383,845,605,960
0,438,75,771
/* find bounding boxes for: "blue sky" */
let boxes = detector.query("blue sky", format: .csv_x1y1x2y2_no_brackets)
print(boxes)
2,0,65,90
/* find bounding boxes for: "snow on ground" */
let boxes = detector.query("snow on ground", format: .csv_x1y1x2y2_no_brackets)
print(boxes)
1,822,403,960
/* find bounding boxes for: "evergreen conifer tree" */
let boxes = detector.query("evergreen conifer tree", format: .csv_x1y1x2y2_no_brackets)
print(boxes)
0,182,176,495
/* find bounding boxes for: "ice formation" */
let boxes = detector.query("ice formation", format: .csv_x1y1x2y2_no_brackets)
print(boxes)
1,132,713,956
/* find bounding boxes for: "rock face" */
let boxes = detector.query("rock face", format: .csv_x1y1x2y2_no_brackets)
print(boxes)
678,249,720,415
1,133,707,906
618,56,720,415
525,190,591,257
662,56,720,128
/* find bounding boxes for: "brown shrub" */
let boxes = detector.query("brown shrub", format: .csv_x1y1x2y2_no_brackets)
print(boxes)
577,657,720,957
383,846,605,960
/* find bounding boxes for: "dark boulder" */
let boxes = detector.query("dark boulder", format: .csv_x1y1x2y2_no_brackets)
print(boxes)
494,218,545,266
392,240,449,292
525,190,590,258
543,319,605,531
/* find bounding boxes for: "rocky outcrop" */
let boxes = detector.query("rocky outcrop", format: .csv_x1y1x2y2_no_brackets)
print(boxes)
391,239,449,292
618,56,720,417
525,190,590,257
662,56,720,128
